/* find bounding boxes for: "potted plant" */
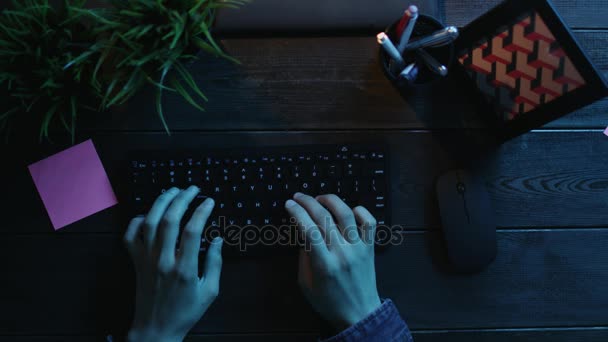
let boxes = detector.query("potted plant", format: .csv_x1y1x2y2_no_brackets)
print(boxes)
0,0,102,142
0,0,248,142
76,0,248,133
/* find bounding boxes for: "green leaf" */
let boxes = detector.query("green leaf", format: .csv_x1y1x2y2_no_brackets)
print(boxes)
59,7,89,25
146,76,177,92
161,31,175,41
59,111,70,132
25,96,40,112
0,23,30,49
170,13,186,49
156,87,171,136
189,0,210,15
70,7,123,27
171,78,205,111
3,10,44,27
105,69,141,107
0,107,19,121
117,51,139,68
92,40,114,84
159,58,175,82
119,9,145,18
64,46,98,70
173,61,208,102
154,61,171,135
132,50,162,67
102,78,119,108
135,24,155,39
197,23,241,64
41,78,61,89
39,103,58,141
123,25,146,39
192,37,221,57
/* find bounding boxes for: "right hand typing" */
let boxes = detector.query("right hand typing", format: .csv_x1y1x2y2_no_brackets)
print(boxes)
285,193,382,330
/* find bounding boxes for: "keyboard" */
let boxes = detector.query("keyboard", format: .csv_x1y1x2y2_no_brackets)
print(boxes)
129,145,389,254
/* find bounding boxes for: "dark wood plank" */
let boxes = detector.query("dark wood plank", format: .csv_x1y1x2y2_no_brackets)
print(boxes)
0,234,133,336
187,328,608,342
187,328,608,341
14,0,605,30
3,131,607,234
186,328,608,342
411,328,608,342
83,0,608,34
443,0,608,29
214,0,440,35
0,338,98,342
2,327,608,341
84,31,608,131
1,230,607,335
87,0,608,31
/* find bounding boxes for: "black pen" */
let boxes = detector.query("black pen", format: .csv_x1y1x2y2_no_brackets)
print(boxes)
416,49,448,77
403,26,459,51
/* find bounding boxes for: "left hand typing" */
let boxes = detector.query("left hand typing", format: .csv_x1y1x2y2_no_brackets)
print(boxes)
124,186,223,342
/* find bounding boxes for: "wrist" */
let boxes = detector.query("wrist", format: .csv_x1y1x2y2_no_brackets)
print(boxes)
127,327,184,342
332,295,382,330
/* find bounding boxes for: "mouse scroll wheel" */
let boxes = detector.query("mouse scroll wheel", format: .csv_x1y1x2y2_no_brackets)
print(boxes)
457,182,466,194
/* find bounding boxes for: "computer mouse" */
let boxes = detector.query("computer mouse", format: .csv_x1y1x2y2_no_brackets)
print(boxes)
436,169,497,273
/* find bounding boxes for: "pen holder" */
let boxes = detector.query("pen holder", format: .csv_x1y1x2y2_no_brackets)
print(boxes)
379,15,455,89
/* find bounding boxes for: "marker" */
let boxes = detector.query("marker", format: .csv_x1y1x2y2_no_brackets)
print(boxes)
397,6,419,53
401,63,416,75
399,63,419,84
396,5,418,38
403,26,459,51
377,32,405,69
416,49,448,77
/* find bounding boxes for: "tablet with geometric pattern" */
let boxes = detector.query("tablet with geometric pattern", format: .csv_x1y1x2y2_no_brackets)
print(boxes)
458,11,585,122
455,0,607,136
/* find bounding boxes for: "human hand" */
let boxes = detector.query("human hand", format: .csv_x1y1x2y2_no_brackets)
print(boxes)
285,193,381,330
124,186,223,342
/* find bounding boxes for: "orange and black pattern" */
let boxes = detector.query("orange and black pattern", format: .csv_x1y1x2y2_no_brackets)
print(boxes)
458,11,585,121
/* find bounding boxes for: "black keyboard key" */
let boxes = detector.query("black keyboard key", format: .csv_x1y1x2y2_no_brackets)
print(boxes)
318,181,331,194
244,184,257,194
371,178,386,195
281,182,294,194
346,162,362,177
299,181,315,194
327,164,341,178
289,165,301,179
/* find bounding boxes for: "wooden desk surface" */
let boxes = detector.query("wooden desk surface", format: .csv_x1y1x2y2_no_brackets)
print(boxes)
1,0,607,340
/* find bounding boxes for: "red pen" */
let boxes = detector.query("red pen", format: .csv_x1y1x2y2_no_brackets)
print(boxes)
396,5,418,38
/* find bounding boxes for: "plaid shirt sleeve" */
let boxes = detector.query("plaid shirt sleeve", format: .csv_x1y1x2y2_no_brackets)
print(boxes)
320,299,413,342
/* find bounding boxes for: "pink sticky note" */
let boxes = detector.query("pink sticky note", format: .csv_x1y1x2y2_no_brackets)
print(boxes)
28,139,118,230
604,126,608,136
